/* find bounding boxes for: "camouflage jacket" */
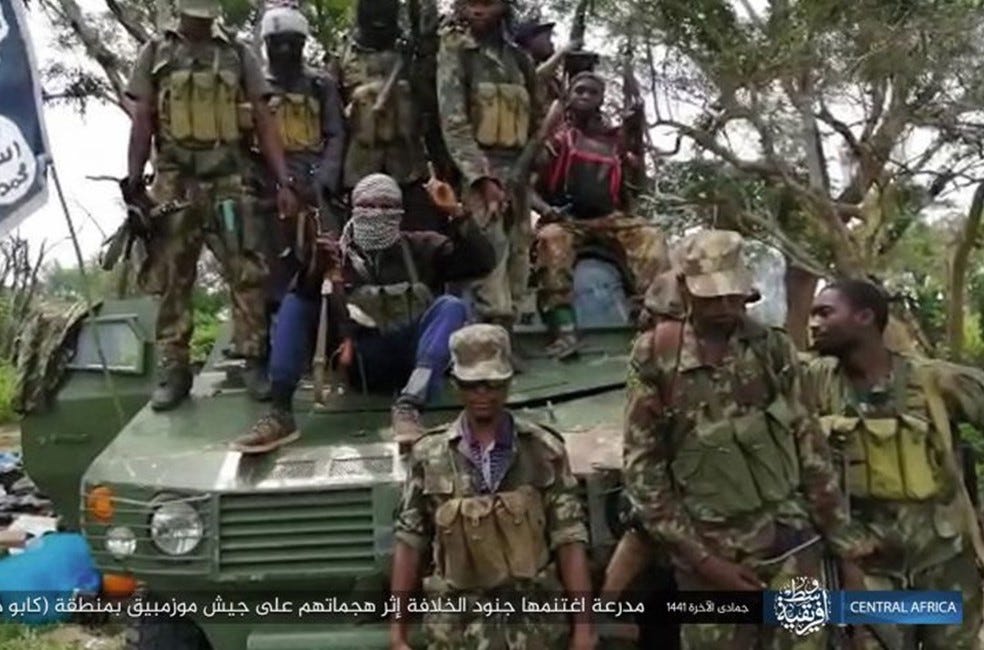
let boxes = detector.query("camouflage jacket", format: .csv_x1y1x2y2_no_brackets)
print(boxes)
337,40,429,189
394,413,589,566
803,352,984,566
623,317,863,566
435,22,540,188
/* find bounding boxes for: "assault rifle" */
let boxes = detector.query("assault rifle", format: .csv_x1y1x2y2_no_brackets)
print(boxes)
95,175,188,272
311,188,347,406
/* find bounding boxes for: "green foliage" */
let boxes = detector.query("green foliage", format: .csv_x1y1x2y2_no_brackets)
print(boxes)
0,361,19,425
191,307,221,366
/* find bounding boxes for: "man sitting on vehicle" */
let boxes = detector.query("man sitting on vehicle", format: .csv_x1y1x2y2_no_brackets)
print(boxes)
533,72,670,358
233,173,496,454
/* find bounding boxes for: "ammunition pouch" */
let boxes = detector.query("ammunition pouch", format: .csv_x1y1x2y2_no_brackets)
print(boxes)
350,78,415,146
671,395,801,522
272,92,322,153
820,414,942,501
433,486,549,591
347,239,433,331
471,82,530,149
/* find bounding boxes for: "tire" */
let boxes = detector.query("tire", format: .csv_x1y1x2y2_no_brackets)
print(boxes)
125,617,211,650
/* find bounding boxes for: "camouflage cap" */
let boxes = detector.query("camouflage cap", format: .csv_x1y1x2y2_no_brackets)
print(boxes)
450,324,513,382
680,229,754,298
177,0,220,19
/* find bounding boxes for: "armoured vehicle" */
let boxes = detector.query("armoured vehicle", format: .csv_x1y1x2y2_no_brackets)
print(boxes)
21,254,660,650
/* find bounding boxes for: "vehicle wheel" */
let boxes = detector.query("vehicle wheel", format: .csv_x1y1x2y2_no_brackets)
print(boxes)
125,617,211,650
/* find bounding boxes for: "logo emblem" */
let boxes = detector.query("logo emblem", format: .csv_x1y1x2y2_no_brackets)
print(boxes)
774,576,829,636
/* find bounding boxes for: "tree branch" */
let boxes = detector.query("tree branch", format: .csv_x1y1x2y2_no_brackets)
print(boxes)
103,0,150,44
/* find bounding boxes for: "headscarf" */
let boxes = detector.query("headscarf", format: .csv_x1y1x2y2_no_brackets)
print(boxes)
341,173,404,257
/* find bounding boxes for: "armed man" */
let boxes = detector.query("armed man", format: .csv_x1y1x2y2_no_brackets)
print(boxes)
389,323,596,650
436,0,542,333
513,19,563,105
125,0,298,411
234,174,495,453
622,230,871,649
808,279,984,650
337,0,441,233
533,72,670,357
248,4,345,305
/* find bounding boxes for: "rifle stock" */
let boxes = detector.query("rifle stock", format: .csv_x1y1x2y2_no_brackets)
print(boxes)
372,41,408,114
509,98,565,191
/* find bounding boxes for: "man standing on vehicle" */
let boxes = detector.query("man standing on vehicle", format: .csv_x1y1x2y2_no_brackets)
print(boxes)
436,0,541,332
807,279,984,650
534,72,670,358
622,230,870,649
513,19,564,106
336,0,441,232
125,0,298,411
233,173,496,454
248,4,345,308
390,323,596,650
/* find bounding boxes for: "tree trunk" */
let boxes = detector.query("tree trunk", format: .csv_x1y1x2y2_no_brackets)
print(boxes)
946,181,984,361
784,261,818,350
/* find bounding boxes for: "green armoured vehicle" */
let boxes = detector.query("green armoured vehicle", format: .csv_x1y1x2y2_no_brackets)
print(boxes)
20,257,655,650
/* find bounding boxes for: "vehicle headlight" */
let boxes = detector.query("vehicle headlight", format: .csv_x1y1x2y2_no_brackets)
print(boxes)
105,526,136,558
150,500,203,556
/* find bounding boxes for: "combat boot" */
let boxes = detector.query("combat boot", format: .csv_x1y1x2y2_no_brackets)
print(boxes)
243,358,272,402
151,366,193,412
391,367,431,447
232,408,300,454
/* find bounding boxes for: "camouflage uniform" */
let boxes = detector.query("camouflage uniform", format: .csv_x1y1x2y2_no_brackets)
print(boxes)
126,22,271,369
534,115,670,347
806,353,984,650
394,325,589,649
245,66,345,304
436,21,541,324
623,231,862,650
337,40,441,232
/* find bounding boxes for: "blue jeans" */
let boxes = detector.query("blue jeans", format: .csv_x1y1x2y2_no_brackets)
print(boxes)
269,293,468,403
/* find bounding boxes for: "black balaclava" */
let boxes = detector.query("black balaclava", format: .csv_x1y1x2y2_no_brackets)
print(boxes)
355,0,400,50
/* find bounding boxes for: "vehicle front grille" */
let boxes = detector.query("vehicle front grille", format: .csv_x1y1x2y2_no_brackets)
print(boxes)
218,489,376,576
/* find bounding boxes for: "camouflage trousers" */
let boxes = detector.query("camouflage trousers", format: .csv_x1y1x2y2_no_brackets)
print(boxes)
849,500,983,650
675,538,827,650
534,214,670,314
470,186,533,324
141,171,268,367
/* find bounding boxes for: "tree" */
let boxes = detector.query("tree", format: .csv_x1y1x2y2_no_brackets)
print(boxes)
38,0,352,113
554,0,984,347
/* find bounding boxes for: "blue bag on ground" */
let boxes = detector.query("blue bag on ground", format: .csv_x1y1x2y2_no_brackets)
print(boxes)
0,532,101,624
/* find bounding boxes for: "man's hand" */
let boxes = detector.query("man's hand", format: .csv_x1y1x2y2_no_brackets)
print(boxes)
695,556,765,591
466,178,505,223
425,170,464,220
568,624,597,650
337,337,354,370
277,185,299,219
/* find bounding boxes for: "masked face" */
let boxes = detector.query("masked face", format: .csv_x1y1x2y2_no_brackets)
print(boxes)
265,34,305,73
356,0,400,49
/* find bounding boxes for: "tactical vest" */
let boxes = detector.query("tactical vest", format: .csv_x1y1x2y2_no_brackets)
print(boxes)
666,331,802,523
152,34,244,176
546,126,623,217
463,43,531,150
818,360,943,501
342,48,416,147
346,239,434,333
425,425,552,591
269,78,323,153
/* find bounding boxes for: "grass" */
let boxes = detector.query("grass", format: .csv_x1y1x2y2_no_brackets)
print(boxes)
0,624,123,650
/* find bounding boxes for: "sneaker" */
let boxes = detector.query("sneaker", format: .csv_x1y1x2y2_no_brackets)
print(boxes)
391,402,424,445
232,410,300,454
545,331,579,360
